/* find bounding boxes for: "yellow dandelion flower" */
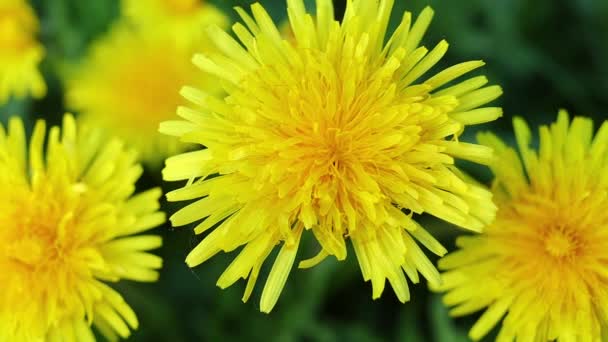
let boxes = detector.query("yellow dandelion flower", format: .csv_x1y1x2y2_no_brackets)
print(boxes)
67,24,220,163
0,114,165,341
121,0,228,48
162,0,502,313
0,0,46,104
436,110,608,341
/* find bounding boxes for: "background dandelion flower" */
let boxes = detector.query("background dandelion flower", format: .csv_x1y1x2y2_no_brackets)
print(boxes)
66,24,221,164
0,0,46,104
162,0,502,313
0,114,165,341
436,111,608,341
121,0,228,49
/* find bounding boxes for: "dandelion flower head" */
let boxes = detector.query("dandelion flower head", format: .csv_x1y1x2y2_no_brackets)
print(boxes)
122,0,228,48
0,114,165,341
0,0,46,104
67,24,221,163
162,0,502,313
436,111,608,341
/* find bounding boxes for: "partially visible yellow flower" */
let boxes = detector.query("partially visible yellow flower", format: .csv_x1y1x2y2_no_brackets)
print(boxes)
436,111,608,341
0,114,165,341
162,0,501,313
66,24,219,163
121,0,228,48
0,0,46,104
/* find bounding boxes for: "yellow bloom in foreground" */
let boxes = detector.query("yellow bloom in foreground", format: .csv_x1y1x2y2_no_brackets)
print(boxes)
162,0,502,313
0,115,165,341
67,24,219,163
0,0,46,104
436,111,608,341
122,0,228,48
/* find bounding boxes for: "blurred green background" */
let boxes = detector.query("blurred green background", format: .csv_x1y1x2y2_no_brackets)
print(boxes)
2,0,607,341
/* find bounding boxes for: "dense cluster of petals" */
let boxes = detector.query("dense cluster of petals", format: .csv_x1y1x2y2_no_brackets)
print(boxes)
0,115,165,341
162,0,501,312
0,0,46,103
437,111,608,341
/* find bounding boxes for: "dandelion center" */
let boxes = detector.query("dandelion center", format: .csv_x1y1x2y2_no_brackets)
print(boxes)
318,128,352,167
117,54,185,128
543,224,580,258
233,48,432,223
4,186,76,268
0,14,33,52
0,5,36,45
7,218,57,268
163,0,200,15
